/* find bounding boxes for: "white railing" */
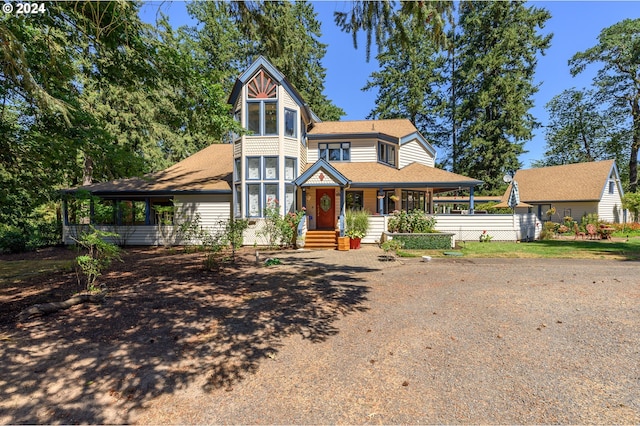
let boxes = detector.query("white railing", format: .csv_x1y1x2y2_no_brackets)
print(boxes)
364,213,541,244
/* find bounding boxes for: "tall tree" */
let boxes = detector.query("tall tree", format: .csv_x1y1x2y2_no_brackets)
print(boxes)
189,1,344,121
534,88,628,172
362,10,449,163
569,19,640,192
454,1,551,191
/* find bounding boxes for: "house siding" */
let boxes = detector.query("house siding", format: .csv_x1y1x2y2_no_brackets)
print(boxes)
281,89,297,110
598,179,624,223
399,139,434,168
244,138,279,156
307,139,378,163
284,138,298,158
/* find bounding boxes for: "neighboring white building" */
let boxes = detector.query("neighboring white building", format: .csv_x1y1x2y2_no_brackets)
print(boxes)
499,160,627,223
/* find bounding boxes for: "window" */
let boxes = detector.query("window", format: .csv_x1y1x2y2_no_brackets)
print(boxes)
247,157,260,180
285,157,296,181
285,184,295,213
234,158,241,182
235,185,242,217
264,157,278,180
378,142,396,166
401,190,426,212
346,191,364,210
376,190,396,214
264,184,278,209
247,184,261,217
609,181,615,194
285,109,297,137
319,142,350,162
247,101,277,136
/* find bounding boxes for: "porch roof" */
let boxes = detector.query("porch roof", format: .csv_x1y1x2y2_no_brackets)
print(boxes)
65,144,234,195
302,161,482,190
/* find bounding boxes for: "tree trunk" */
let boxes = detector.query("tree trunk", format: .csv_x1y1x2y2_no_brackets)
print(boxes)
630,98,640,193
17,293,105,322
83,153,93,186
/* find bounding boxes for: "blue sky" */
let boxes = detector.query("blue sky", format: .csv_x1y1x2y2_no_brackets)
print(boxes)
140,1,640,168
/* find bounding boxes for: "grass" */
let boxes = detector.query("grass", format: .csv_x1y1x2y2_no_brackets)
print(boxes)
0,259,75,286
398,237,640,260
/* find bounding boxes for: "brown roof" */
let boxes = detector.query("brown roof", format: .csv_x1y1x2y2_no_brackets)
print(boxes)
308,119,419,139
500,160,615,203
74,144,233,194
307,161,481,188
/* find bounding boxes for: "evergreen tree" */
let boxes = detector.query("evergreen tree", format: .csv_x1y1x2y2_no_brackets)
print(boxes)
569,19,640,192
534,88,628,175
454,1,551,191
189,1,344,121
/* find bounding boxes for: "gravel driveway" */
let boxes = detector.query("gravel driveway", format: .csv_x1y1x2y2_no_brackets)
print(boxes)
134,254,640,424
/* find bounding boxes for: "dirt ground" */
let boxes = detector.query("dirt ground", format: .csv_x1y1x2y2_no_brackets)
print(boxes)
1,246,639,424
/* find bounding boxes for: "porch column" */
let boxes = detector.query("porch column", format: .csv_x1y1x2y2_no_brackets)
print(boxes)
339,186,345,237
378,189,384,214
62,198,69,226
469,187,475,214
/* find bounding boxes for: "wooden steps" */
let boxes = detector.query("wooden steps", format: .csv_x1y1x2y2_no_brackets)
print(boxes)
303,230,337,249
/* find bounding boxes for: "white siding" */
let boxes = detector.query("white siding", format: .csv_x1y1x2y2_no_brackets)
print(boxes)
598,179,625,223
63,225,162,246
299,141,307,166
234,141,241,158
281,89,297,110
175,195,231,230
363,215,386,243
350,139,377,162
284,138,298,158
399,139,434,168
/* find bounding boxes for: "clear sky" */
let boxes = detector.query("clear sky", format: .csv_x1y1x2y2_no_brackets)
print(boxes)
140,1,640,169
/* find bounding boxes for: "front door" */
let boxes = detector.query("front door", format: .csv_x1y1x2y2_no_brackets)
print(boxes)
316,188,335,229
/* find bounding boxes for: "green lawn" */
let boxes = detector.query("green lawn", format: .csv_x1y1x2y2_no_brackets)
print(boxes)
399,237,640,260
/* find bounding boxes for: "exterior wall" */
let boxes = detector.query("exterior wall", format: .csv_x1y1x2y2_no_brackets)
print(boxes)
598,180,625,223
399,139,435,168
533,202,598,223
175,195,231,231
244,138,279,156
307,138,378,163
434,213,541,242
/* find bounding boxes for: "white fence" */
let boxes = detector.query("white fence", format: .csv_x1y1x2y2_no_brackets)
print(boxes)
363,213,541,244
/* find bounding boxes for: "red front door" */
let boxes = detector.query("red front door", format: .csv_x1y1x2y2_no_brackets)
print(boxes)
316,188,335,229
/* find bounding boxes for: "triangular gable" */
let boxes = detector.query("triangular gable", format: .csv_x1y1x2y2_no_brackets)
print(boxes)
600,160,624,199
400,131,436,158
227,56,320,123
293,159,350,187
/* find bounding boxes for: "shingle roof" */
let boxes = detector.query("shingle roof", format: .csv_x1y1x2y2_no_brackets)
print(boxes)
500,160,615,203
308,119,420,139
304,161,481,188
71,144,233,194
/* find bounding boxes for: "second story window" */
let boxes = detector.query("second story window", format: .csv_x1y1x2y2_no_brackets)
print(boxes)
247,101,277,136
285,109,297,137
378,142,396,166
319,142,350,162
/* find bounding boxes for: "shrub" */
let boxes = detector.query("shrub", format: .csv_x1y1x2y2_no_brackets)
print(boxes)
74,227,121,292
391,234,451,250
540,221,556,240
387,210,436,233
0,224,28,253
345,209,370,239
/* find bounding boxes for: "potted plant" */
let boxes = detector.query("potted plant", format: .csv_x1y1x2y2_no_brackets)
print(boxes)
345,209,370,249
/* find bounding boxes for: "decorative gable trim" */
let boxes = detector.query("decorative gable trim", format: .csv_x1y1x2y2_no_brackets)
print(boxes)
600,160,624,199
292,159,350,187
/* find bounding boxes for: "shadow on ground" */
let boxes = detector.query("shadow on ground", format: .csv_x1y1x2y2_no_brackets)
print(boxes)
0,249,373,423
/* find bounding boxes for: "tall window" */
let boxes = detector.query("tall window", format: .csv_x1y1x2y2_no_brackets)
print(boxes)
285,157,297,181
401,190,426,212
346,191,364,210
234,158,241,182
285,184,295,213
378,142,396,166
319,142,350,161
285,109,297,137
247,69,278,136
247,184,261,217
264,157,278,180
247,157,260,180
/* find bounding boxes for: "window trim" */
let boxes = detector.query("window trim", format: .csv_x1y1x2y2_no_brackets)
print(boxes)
401,190,426,212
246,156,261,180
378,142,396,166
234,158,241,182
246,100,278,136
319,142,351,162
284,108,297,138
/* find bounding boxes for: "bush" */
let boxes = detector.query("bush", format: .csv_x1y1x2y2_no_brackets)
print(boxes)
387,210,436,233
540,221,556,240
345,209,370,239
0,224,28,253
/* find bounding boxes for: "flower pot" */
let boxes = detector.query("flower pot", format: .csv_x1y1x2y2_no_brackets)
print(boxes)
349,237,361,250
337,236,350,251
